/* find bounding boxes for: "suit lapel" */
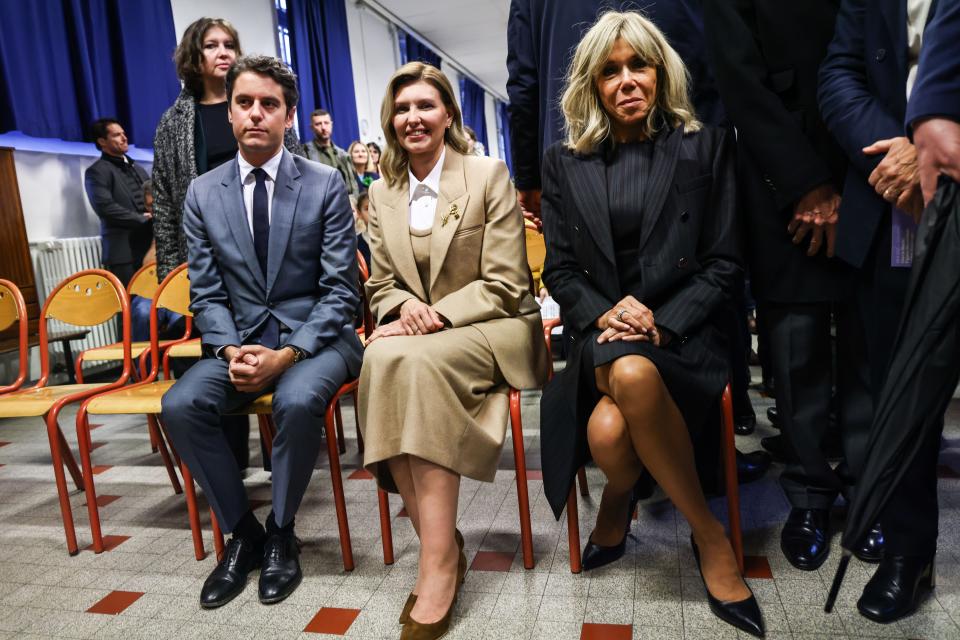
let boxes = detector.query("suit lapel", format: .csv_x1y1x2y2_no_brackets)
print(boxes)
266,150,301,294
378,181,428,301
220,162,265,290
562,152,616,266
429,149,470,293
637,126,684,251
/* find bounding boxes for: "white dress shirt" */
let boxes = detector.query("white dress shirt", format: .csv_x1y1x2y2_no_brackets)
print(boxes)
906,0,933,99
237,148,284,235
408,147,445,231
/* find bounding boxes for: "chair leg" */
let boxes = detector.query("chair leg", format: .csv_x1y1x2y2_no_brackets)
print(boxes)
257,415,274,459
75,354,85,384
77,408,104,553
721,385,744,574
148,415,181,494
378,489,394,565
46,411,79,555
56,428,84,492
335,403,346,455
325,396,354,571
352,390,364,454
179,463,207,561
509,390,535,570
156,416,182,469
211,509,225,562
148,423,159,453
577,467,590,498
566,485,581,574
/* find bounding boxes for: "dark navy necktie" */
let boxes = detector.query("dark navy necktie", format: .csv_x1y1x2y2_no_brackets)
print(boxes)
250,167,279,348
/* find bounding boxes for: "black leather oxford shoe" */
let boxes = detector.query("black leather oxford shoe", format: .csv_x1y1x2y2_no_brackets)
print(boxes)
766,406,780,428
735,413,757,436
200,536,262,608
858,555,935,623
736,450,772,485
259,533,302,604
780,508,830,570
853,522,884,563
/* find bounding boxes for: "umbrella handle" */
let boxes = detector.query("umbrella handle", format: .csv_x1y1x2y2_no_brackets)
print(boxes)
824,551,852,613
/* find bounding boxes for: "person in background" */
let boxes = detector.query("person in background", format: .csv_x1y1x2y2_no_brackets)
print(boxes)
152,17,299,470
367,141,382,174
355,191,371,268
84,117,152,289
348,140,379,190
462,125,485,156
301,108,359,198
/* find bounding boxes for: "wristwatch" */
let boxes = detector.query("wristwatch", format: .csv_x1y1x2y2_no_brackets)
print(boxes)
284,345,308,364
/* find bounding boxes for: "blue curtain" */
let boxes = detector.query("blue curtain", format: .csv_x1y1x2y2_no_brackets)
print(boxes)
399,30,441,68
460,77,488,152
0,0,180,147
287,0,360,149
497,101,513,174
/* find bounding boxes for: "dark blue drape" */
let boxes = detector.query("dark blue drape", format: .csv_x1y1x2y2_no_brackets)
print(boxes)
399,30,441,68
287,0,360,149
497,101,513,174
0,0,180,147
460,77,488,152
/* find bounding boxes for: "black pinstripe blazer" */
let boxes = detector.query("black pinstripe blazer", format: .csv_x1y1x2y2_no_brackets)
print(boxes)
538,124,743,518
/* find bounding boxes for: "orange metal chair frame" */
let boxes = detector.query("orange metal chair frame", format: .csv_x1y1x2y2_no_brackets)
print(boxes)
563,383,744,574
3,269,133,554
75,265,194,553
0,278,30,394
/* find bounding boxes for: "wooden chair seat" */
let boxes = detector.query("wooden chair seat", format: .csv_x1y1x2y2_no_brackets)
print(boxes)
0,383,108,417
164,338,202,358
82,340,179,362
86,380,176,415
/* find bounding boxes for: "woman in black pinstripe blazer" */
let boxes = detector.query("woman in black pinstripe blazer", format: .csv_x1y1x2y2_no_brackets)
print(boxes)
539,11,763,637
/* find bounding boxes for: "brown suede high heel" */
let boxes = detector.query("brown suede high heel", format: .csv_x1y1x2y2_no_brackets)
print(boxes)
399,529,465,625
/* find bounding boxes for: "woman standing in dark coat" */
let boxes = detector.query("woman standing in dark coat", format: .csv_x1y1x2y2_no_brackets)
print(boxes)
539,11,763,637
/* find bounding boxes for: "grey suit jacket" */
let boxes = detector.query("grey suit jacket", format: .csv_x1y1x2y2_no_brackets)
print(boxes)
182,149,363,376
84,155,152,266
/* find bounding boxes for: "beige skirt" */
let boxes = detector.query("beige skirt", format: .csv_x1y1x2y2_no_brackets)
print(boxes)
358,325,508,492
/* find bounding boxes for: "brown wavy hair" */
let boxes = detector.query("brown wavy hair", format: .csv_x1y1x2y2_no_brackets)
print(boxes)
174,17,242,96
378,62,469,187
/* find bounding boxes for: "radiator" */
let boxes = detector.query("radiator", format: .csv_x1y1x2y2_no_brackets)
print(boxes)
29,237,117,376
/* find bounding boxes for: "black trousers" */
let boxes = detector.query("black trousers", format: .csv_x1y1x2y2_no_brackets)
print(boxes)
858,213,939,556
765,300,871,509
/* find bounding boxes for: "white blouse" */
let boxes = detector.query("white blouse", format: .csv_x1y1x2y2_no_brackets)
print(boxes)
407,147,445,231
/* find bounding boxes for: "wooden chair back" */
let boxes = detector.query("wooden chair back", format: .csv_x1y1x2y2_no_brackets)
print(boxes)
154,265,193,318
38,270,131,387
0,278,29,393
127,262,160,299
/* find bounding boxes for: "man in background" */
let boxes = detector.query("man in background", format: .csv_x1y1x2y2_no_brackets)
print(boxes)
84,118,153,287
301,108,359,198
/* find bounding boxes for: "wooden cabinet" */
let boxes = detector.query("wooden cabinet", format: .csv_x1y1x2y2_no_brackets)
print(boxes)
0,147,39,349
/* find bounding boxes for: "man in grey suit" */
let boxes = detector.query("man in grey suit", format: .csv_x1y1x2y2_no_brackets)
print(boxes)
161,55,362,609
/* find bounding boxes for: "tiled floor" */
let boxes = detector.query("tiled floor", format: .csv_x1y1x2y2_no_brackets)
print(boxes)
2,383,960,639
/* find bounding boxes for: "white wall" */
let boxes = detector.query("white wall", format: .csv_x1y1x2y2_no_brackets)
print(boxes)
344,1,398,147
169,0,278,58
484,93,500,160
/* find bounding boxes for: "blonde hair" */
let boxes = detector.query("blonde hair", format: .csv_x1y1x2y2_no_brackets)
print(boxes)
560,10,701,154
347,140,372,173
379,62,470,186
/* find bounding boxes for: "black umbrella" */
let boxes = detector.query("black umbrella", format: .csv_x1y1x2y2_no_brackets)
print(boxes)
825,178,960,613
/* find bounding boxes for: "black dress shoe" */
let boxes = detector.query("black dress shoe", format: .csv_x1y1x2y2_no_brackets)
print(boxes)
690,536,765,637
766,406,780,429
736,450,772,485
735,413,757,436
582,489,641,571
780,508,829,570
760,434,796,463
259,533,303,604
200,536,262,608
857,555,935,623
853,522,884,563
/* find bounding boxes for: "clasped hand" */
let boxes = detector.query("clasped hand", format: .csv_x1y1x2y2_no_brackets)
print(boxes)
596,295,661,346
863,136,923,221
226,344,293,393
367,299,444,344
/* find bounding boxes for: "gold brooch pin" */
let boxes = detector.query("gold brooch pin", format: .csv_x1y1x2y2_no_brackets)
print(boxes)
441,203,460,227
